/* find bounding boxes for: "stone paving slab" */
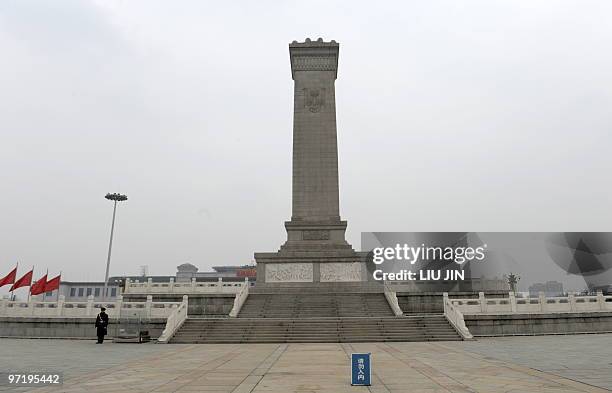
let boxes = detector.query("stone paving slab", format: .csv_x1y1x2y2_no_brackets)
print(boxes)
0,336,609,392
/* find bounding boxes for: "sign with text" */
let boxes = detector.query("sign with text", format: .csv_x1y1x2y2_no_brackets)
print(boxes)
351,353,371,386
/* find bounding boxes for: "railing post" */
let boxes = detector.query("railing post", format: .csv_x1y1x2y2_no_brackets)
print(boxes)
597,290,605,310
443,292,449,313
568,293,576,311
509,291,517,313
30,297,36,316
146,295,152,318
191,277,196,291
169,277,175,293
182,295,188,315
539,291,546,312
124,278,130,294
478,292,486,313
147,277,153,293
115,295,123,318
217,277,223,293
57,295,65,316
86,295,95,316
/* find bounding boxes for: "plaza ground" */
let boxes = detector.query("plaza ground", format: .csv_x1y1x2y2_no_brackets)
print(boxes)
1,335,610,393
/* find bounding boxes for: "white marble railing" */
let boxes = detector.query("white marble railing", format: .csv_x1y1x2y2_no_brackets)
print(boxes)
229,282,249,317
0,295,181,319
450,291,612,315
383,282,403,317
443,292,473,339
124,277,249,294
157,295,188,343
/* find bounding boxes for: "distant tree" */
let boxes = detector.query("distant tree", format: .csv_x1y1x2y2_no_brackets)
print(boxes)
504,272,520,294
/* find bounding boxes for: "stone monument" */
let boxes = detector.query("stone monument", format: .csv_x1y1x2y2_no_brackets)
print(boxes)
255,38,369,286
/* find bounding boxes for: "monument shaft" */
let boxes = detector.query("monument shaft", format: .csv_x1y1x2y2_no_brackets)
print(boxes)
255,39,367,286
290,40,340,223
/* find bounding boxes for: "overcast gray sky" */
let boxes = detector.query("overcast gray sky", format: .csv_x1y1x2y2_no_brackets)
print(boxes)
1,0,611,289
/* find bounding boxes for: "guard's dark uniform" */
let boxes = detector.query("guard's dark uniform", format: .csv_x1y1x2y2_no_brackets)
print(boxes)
95,310,109,344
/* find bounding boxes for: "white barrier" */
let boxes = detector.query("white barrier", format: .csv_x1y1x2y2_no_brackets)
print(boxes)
0,295,181,319
450,291,612,315
383,282,403,317
443,292,473,339
123,277,248,294
229,278,249,317
157,295,189,343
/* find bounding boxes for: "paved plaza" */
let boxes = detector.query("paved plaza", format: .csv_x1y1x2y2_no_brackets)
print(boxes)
1,335,610,393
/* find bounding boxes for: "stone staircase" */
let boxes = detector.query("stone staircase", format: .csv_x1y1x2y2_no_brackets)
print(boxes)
170,315,461,343
238,293,394,318
169,293,462,343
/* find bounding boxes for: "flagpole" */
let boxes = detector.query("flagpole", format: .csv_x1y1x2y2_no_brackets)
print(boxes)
11,262,18,301
27,266,33,303
42,269,48,302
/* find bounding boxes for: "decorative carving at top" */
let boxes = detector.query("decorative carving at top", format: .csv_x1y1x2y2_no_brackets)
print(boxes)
292,56,336,72
289,38,339,79
290,37,338,47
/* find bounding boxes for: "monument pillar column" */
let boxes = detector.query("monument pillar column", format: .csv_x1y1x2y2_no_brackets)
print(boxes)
254,39,370,288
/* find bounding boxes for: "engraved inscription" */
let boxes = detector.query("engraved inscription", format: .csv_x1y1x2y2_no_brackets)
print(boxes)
302,230,330,240
320,262,362,282
265,263,313,283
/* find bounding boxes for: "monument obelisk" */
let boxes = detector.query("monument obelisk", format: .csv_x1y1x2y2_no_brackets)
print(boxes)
255,38,368,286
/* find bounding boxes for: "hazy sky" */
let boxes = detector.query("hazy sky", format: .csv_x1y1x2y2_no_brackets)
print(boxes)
1,0,611,289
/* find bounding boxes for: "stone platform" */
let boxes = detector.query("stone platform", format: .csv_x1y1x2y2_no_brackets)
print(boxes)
5,335,611,392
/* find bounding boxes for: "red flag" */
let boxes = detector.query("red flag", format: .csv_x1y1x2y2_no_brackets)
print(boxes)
0,266,17,288
10,269,33,291
30,274,48,295
44,274,61,292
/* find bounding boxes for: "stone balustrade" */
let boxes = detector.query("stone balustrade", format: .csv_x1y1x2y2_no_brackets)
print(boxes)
0,295,182,319
450,291,612,314
123,277,249,294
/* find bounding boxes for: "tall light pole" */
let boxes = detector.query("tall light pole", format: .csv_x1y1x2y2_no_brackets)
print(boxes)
103,193,128,300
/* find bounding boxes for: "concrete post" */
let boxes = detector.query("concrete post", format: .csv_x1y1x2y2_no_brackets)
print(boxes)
124,277,130,294
218,277,223,292
114,295,123,318
568,293,576,311
86,295,93,317
146,295,153,318
147,277,153,293
169,277,175,293
597,290,605,310
478,292,486,313
57,295,65,316
182,295,189,316
509,291,517,313
191,277,196,291
30,296,36,316
539,291,546,312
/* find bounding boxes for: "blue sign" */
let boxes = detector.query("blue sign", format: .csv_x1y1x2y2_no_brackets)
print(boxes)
351,353,371,386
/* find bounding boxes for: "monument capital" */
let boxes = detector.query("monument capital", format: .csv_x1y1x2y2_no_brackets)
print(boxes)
289,38,339,80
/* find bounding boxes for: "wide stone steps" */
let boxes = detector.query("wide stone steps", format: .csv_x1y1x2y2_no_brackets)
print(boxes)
170,316,462,343
237,293,395,318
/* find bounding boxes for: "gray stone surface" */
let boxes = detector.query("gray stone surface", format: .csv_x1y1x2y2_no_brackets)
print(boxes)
0,317,166,339
464,311,612,336
446,334,612,390
1,336,610,392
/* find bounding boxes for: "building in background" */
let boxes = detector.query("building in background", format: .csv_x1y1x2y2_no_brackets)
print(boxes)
529,281,564,297
176,263,256,282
